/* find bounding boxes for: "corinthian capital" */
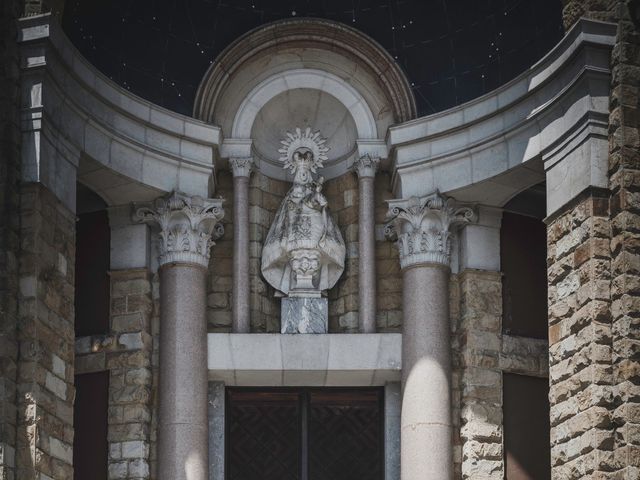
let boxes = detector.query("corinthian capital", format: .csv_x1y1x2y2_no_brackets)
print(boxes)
134,191,225,268
353,155,380,178
229,157,253,178
385,192,475,269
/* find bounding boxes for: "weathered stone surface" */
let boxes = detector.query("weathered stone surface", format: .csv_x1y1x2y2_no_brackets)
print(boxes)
607,4,640,478
547,189,616,478
281,297,328,334
91,268,155,480
457,270,504,479
14,185,76,480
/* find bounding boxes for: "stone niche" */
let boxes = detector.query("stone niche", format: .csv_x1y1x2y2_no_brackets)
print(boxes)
193,18,416,333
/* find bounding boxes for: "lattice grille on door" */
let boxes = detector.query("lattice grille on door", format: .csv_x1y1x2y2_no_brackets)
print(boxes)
226,388,383,480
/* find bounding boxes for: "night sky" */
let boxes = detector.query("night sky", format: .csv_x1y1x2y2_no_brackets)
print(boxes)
62,0,564,118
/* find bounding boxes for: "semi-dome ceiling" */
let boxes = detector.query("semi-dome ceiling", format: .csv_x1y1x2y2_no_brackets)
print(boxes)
62,0,563,118
251,89,358,170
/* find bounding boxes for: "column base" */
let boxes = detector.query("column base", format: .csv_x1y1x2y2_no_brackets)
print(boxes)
281,297,328,333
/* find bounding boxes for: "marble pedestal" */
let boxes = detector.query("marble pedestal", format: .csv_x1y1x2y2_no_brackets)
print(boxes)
281,297,328,333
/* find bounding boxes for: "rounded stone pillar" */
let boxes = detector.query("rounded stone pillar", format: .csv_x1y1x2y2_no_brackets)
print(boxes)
230,157,253,333
353,155,379,333
385,193,474,480
135,191,224,480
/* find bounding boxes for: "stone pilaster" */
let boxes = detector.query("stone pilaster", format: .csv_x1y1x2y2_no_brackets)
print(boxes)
230,158,252,333
353,155,379,333
16,184,76,480
107,270,154,480
386,192,474,480
458,271,504,480
135,191,224,480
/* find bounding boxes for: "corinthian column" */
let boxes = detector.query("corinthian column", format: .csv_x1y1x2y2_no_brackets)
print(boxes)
353,155,379,333
385,192,474,480
230,157,253,332
135,191,224,480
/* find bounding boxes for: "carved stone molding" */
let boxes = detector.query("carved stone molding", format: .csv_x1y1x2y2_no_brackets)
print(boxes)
134,191,225,268
385,192,475,269
229,157,253,178
353,155,380,178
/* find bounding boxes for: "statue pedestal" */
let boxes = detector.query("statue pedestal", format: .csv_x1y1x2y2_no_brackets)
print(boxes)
281,297,328,334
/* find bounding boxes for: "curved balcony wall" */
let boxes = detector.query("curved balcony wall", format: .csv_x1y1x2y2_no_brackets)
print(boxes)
19,14,615,218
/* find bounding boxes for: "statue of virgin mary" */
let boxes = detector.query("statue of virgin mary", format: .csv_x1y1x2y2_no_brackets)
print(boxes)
261,128,345,297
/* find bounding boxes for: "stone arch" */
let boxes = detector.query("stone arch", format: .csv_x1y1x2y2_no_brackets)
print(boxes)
231,69,377,140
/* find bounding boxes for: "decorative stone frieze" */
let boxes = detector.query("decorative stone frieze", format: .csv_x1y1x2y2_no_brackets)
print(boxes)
352,154,379,178
134,191,225,268
229,157,253,178
385,192,475,269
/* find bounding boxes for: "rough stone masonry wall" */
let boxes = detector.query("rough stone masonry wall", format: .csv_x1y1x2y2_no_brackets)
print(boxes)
248,171,288,332
456,271,504,480
16,184,76,479
0,0,22,478
207,171,234,333
551,1,640,477
374,172,403,333
449,274,463,478
325,173,359,332
324,171,402,333
607,2,640,474
546,191,615,478
455,269,549,480
75,269,154,480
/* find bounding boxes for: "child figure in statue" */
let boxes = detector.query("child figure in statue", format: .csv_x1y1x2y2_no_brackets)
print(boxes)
261,128,346,297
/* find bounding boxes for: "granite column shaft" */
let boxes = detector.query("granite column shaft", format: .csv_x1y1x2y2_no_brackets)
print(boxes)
158,263,209,480
354,156,379,333
401,264,452,480
230,158,252,333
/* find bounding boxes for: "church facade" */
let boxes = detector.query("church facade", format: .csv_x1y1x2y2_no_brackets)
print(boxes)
0,1,639,479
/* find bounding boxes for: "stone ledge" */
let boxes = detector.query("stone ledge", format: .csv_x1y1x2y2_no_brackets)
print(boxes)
207,333,401,386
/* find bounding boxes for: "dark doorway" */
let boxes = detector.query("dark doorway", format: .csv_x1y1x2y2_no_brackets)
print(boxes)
75,184,110,337
503,373,551,480
501,183,548,339
226,388,384,480
73,371,109,480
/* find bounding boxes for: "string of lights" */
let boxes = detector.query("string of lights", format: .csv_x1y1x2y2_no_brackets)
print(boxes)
62,0,564,117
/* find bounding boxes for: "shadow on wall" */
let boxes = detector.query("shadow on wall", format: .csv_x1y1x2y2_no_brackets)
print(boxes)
501,183,551,480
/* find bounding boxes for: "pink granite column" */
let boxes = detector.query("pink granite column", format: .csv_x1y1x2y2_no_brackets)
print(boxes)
230,157,252,333
386,193,474,480
353,155,379,333
135,191,224,480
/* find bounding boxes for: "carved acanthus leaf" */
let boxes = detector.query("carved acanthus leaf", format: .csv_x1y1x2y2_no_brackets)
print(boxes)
385,191,476,269
352,155,380,178
134,191,225,268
